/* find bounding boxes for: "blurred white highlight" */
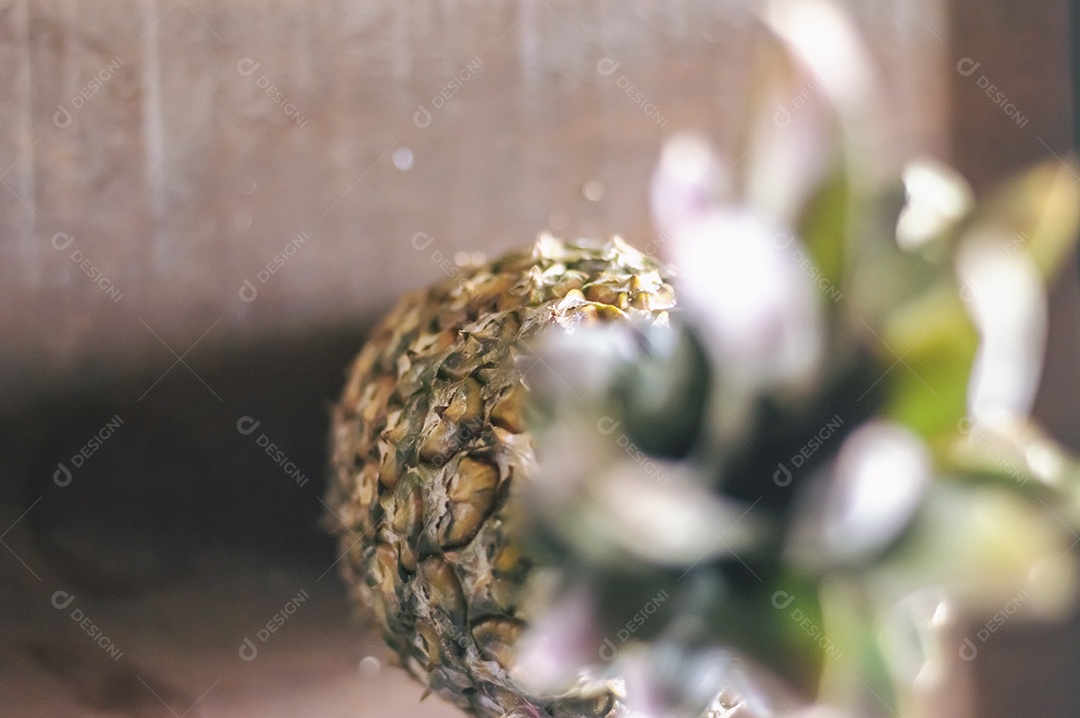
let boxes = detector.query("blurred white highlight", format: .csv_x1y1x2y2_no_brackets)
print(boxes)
957,229,1046,424
825,422,931,563
897,159,974,250
766,0,872,110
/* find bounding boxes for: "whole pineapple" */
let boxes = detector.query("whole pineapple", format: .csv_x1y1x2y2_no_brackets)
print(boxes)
326,234,676,718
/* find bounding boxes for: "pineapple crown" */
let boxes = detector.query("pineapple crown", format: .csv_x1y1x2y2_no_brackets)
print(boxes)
511,3,1080,717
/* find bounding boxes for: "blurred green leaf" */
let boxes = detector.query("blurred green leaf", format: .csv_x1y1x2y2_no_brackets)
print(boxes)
869,483,1078,619
698,570,829,698
965,159,1080,280
845,220,941,336
817,579,896,716
878,284,978,438
796,164,851,302
940,419,1059,490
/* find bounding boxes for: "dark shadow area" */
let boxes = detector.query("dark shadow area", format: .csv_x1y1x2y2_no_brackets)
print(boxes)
0,322,472,717
0,321,372,594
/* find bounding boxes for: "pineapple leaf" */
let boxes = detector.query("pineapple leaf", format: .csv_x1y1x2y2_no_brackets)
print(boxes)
963,158,1080,281
795,163,851,307
875,283,978,439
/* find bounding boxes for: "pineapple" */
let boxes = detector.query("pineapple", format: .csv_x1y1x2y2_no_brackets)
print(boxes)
326,234,676,718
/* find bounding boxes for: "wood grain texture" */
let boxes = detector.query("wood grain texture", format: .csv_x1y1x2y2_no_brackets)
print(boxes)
0,0,948,414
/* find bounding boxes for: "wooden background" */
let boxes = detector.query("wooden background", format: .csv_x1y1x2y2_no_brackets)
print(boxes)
0,0,951,412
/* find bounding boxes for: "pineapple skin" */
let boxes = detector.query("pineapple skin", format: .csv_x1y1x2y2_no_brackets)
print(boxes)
327,236,675,718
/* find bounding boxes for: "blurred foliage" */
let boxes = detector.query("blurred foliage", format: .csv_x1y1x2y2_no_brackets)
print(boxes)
511,2,1080,717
